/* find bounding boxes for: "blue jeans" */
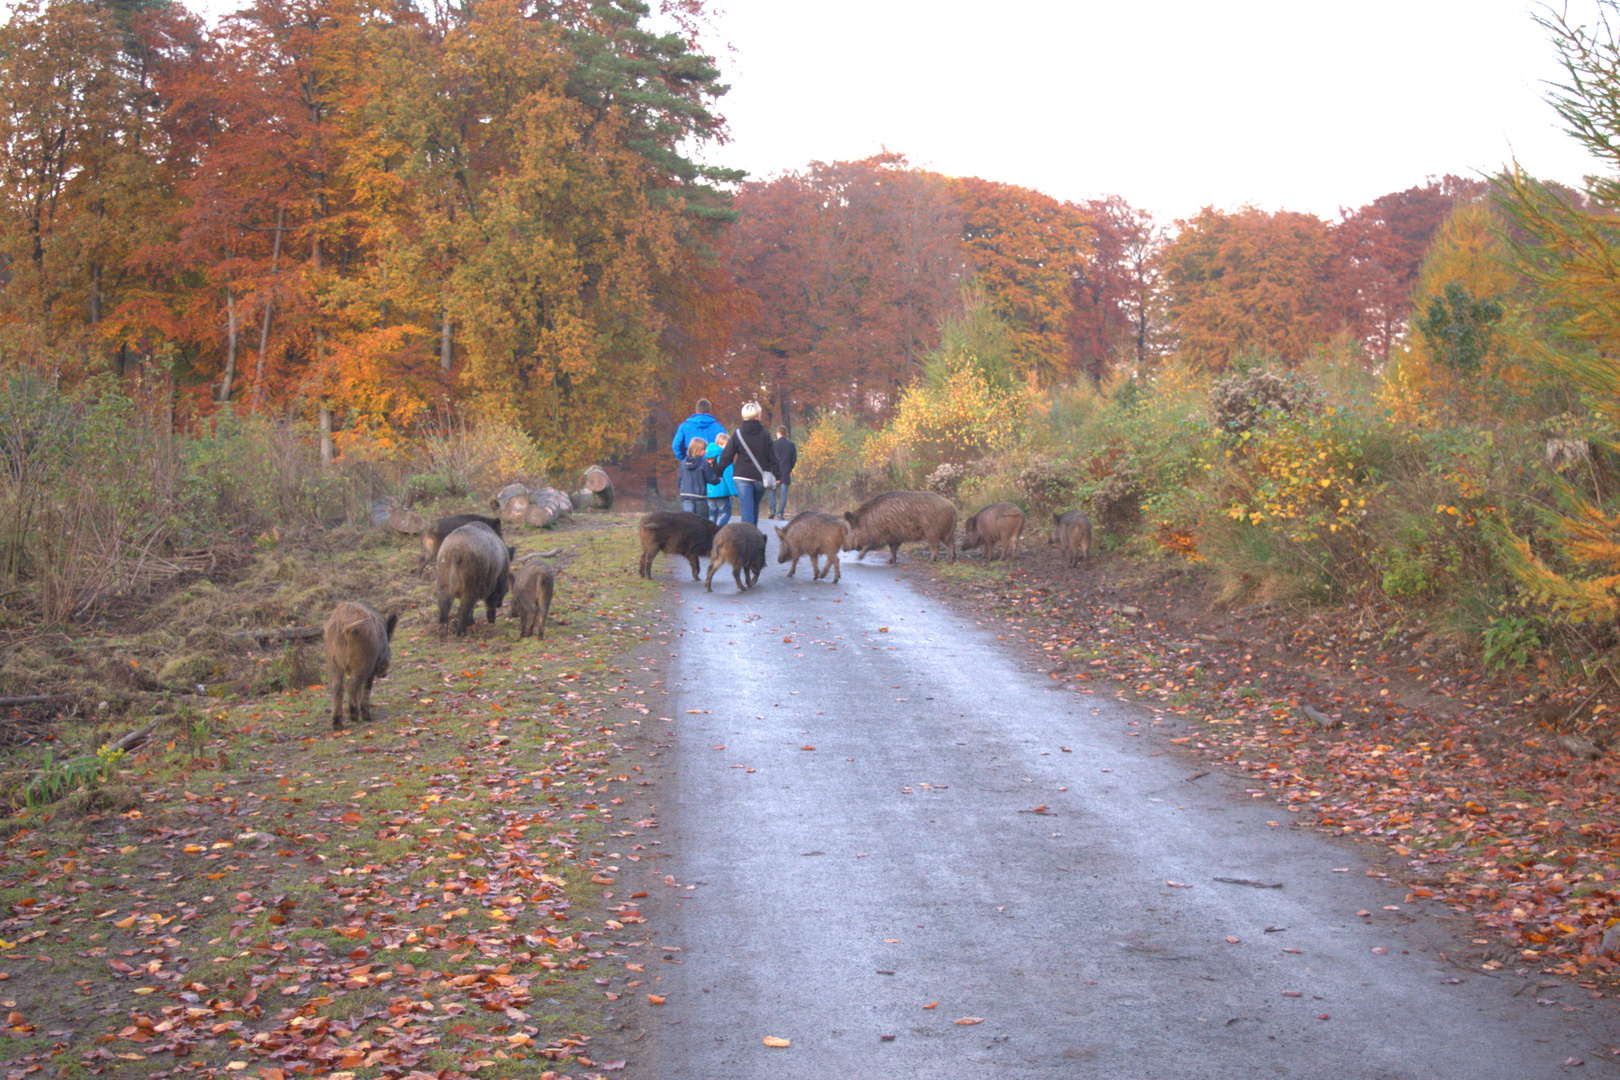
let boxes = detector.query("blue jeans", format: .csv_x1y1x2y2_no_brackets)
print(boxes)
682,496,706,516
768,480,791,518
708,496,731,526
736,479,765,525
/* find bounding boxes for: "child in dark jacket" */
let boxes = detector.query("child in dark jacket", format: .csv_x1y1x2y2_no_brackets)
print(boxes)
677,437,718,517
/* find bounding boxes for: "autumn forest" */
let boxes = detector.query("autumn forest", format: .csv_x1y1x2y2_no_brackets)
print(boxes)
8,0,1620,655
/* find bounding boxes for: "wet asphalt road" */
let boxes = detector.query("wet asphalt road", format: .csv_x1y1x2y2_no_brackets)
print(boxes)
628,526,1620,1079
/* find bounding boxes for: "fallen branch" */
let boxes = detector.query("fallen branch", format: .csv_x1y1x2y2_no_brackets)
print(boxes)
1213,877,1283,889
102,719,158,755
229,625,322,644
0,694,74,708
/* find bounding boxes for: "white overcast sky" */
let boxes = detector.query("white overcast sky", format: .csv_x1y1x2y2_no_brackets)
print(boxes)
689,0,1613,224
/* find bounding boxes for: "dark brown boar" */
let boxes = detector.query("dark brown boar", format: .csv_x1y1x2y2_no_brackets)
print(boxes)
324,600,397,730
961,502,1025,561
775,511,847,583
842,490,956,564
511,557,555,640
706,522,766,592
1049,510,1093,567
639,511,721,581
420,512,503,572
436,522,514,637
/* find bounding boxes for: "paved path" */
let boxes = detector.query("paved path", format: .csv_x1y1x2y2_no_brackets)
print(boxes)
628,531,1619,1079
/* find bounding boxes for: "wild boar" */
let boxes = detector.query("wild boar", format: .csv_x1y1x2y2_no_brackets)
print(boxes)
961,502,1026,561
775,510,847,583
1050,510,1093,567
843,490,957,564
436,522,514,637
639,511,721,581
706,522,766,592
324,600,397,730
511,557,555,640
420,512,503,573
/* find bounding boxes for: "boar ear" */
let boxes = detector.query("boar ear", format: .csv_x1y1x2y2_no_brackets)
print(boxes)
507,545,516,560
775,527,786,539
384,613,398,638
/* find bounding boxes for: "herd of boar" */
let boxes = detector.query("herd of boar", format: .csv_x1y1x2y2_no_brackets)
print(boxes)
325,489,1092,732
324,512,555,731
638,489,1094,585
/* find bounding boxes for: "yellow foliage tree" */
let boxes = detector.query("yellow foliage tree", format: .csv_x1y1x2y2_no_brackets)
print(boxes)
1493,2,1620,625
1378,199,1537,425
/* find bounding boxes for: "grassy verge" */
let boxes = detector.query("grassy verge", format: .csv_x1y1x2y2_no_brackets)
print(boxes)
0,511,667,1079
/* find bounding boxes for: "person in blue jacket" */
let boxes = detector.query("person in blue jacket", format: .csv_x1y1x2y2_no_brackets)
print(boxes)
672,398,726,463
705,433,735,526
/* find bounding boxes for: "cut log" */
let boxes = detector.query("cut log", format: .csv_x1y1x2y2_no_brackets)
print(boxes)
386,507,427,535
523,487,574,528
581,465,615,510
490,482,529,513
500,492,532,525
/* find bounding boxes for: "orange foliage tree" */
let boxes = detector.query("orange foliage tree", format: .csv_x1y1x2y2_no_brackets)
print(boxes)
724,153,966,428
951,176,1094,387
1158,206,1335,372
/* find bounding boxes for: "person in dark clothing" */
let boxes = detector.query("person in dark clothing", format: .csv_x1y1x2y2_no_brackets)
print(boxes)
768,425,798,520
677,437,719,517
713,401,775,527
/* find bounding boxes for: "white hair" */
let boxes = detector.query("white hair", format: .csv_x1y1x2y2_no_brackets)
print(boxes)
741,401,762,420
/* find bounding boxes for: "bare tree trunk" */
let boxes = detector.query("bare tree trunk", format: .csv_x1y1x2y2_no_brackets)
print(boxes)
251,208,285,414
319,398,333,467
440,312,453,371
220,288,238,404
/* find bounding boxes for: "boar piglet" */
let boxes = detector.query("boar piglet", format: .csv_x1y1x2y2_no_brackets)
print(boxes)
511,557,555,640
324,600,397,730
961,502,1025,561
843,490,956,564
639,511,721,581
436,521,513,637
1050,510,1093,567
706,522,766,592
775,510,847,583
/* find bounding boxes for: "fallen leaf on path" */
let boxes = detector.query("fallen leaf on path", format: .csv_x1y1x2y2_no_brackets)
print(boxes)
763,1036,790,1047
954,1017,983,1025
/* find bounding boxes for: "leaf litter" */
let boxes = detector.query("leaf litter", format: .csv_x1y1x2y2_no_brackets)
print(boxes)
0,515,666,1078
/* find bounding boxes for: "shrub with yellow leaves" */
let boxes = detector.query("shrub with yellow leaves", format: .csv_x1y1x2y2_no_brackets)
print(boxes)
862,356,1026,488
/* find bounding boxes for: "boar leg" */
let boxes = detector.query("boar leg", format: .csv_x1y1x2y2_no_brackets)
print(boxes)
330,669,347,730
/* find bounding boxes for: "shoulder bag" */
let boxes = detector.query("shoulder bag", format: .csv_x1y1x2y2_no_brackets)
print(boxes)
735,429,777,488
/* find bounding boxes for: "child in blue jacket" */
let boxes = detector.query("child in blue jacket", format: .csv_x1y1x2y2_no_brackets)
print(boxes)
705,434,735,526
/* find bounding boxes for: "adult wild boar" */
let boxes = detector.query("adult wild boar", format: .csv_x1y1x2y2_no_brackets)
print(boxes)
961,502,1025,561
775,510,847,583
843,490,956,564
420,513,503,572
1050,510,1093,567
436,521,514,637
324,600,397,730
511,557,555,640
639,511,721,581
706,522,766,592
